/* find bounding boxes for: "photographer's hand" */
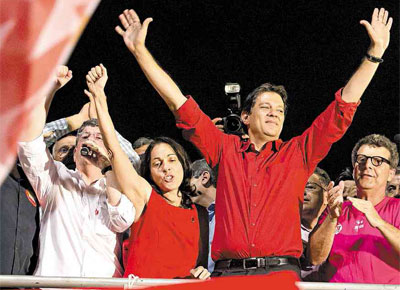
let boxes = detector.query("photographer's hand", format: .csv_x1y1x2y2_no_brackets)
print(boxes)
212,117,224,132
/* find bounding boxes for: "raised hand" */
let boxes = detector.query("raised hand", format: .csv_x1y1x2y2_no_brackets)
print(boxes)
360,8,393,56
83,140,111,169
55,65,72,90
86,64,108,93
115,9,153,53
348,197,384,228
327,181,344,219
212,117,224,132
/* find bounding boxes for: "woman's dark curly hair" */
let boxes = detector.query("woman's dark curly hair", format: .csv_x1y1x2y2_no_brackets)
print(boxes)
140,137,194,209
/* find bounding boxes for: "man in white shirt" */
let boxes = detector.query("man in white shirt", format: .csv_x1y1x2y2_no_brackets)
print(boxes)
17,66,135,277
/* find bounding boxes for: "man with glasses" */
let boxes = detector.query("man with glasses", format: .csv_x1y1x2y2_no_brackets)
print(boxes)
386,166,400,198
300,167,329,280
309,134,400,284
115,7,393,277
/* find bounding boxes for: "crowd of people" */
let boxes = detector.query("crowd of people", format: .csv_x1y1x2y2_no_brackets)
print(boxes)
0,6,399,285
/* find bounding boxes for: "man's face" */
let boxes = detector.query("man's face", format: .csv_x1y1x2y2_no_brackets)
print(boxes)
303,173,326,213
135,144,149,156
189,175,204,205
242,92,285,141
386,174,400,197
343,180,357,200
353,145,394,193
74,126,107,165
53,135,76,161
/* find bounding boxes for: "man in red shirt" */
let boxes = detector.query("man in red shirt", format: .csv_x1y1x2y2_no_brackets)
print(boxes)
115,7,393,277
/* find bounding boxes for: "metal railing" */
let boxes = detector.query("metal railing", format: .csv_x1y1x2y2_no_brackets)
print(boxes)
0,275,399,289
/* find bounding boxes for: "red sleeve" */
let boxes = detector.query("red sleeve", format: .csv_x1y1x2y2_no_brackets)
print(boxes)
175,97,225,168
296,88,360,174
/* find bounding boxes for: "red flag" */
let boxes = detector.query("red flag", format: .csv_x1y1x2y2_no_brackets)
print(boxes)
0,0,100,184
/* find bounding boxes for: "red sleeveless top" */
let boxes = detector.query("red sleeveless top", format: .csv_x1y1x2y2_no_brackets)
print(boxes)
124,189,200,278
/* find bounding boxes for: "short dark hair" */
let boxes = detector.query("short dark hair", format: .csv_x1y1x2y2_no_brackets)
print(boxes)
335,167,353,185
77,118,99,134
351,134,399,169
140,137,194,209
313,167,330,188
242,83,289,115
191,159,217,188
132,137,153,149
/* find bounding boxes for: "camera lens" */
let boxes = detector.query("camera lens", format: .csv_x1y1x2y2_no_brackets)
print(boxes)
80,146,90,156
225,115,242,132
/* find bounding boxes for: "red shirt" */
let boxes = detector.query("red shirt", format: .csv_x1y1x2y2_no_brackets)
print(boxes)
176,89,358,260
124,189,199,278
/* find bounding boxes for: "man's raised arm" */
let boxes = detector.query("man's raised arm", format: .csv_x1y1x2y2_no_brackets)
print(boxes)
115,9,187,112
20,66,72,142
309,182,344,265
342,8,392,103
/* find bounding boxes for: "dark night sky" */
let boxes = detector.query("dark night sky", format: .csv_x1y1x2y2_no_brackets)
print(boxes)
48,0,399,180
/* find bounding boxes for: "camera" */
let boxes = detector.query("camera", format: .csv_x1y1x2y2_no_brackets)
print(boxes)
80,145,91,157
221,83,245,135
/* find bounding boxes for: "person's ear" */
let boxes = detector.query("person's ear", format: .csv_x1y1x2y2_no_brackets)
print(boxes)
201,171,211,186
73,147,77,163
322,190,328,206
241,111,250,126
387,168,396,182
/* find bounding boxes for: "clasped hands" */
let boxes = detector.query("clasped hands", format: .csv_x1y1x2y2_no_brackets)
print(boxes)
326,181,384,228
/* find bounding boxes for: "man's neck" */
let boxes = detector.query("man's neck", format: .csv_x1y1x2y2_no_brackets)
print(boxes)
248,132,278,151
357,187,386,206
301,211,319,231
77,164,103,185
198,187,216,208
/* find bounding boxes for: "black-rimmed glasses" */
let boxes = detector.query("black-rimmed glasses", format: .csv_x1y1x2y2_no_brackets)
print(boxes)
355,154,390,167
305,182,327,192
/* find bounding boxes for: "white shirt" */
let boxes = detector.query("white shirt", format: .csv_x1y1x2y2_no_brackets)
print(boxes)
18,134,135,277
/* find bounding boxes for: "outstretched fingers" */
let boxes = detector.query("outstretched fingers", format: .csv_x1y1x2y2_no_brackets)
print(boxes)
115,25,125,36
142,17,153,33
371,8,379,24
378,8,385,22
386,17,393,31
383,10,388,24
127,9,140,24
119,11,130,29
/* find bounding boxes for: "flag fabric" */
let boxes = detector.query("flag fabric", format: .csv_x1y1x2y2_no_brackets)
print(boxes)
0,0,100,184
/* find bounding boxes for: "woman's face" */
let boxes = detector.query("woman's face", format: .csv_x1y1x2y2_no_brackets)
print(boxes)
150,143,184,193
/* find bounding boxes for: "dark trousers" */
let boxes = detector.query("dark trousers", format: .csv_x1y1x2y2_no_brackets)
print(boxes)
211,262,301,278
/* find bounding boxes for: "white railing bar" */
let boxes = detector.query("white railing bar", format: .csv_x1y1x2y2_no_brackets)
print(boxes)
298,282,400,290
0,275,198,288
0,275,399,289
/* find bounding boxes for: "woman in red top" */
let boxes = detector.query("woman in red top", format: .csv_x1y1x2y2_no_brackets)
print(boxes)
84,64,210,280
